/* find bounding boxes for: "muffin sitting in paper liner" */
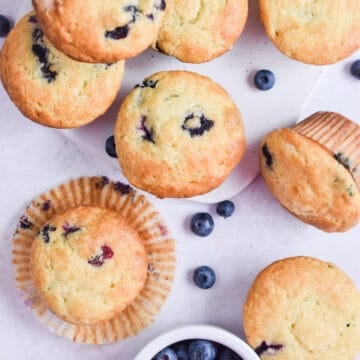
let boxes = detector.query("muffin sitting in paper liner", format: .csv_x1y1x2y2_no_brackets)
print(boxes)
260,111,360,232
12,176,175,344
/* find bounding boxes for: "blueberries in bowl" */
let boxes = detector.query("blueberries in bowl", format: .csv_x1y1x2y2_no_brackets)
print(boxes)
216,200,235,219
350,60,360,80
254,70,275,91
193,266,216,290
155,347,177,360
153,340,244,360
189,340,217,360
173,341,190,360
0,15,11,37
217,347,243,359
190,213,214,237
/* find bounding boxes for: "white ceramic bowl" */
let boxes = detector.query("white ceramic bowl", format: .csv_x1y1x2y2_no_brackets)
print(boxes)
135,324,260,360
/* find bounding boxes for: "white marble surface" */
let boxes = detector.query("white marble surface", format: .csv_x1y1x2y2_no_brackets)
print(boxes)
1,1,360,360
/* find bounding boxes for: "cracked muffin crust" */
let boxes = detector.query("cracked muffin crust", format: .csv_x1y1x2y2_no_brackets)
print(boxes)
259,0,360,65
0,13,124,128
154,0,248,63
260,112,360,232
114,70,246,198
32,0,167,63
243,256,360,360
30,205,148,325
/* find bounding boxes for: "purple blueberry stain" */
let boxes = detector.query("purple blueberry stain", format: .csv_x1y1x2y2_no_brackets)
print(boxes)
41,224,56,243
105,24,130,40
42,200,51,211
155,0,166,11
255,341,283,356
262,143,273,169
32,28,43,42
104,5,138,40
114,181,133,194
24,299,34,308
31,25,57,83
182,113,214,137
28,15,38,24
137,115,155,144
136,78,159,89
95,176,110,189
19,216,33,230
158,224,168,236
88,245,114,267
148,263,156,273
102,245,114,259
62,223,81,237
334,152,351,172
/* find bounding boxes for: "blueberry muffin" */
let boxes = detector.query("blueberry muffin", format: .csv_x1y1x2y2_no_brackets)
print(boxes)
259,0,360,65
260,112,360,232
30,205,148,325
32,0,167,63
0,13,124,128
114,70,246,198
154,0,248,63
243,256,360,360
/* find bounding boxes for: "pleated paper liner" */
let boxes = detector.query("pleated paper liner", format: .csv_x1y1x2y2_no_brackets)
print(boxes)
293,111,360,188
12,176,176,344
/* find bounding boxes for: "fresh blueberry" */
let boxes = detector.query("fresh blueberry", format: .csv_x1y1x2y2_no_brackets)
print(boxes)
105,135,117,158
262,143,273,169
188,340,217,360
173,341,190,360
350,60,360,80
254,70,275,91
190,213,214,237
0,15,11,37
217,346,243,360
216,200,235,218
154,347,178,360
193,266,216,289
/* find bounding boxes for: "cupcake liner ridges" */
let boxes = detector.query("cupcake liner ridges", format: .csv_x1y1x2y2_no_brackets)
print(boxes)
293,111,360,188
12,176,176,344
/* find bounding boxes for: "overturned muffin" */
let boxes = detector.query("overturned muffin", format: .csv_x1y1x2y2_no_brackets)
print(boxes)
260,112,360,232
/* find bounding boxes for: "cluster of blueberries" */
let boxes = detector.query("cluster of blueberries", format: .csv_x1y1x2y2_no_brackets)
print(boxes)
190,200,235,290
153,339,243,360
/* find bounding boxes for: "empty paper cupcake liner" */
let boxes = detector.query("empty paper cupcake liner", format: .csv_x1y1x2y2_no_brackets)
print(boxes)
12,176,176,344
293,111,360,188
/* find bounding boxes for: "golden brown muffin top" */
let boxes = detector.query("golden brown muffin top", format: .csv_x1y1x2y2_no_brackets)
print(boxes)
30,206,148,325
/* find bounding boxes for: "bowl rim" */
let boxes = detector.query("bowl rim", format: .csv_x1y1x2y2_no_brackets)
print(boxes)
134,324,260,359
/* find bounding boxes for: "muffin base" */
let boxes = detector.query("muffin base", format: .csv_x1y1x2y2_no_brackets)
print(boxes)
293,112,360,189
12,176,175,344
